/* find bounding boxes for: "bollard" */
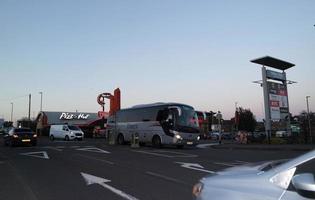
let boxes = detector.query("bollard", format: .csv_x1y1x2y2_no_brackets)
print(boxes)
107,130,116,145
131,133,140,148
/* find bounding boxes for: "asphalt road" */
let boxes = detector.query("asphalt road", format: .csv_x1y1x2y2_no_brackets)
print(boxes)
0,137,305,200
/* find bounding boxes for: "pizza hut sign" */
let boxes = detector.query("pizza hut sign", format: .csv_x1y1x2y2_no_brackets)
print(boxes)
59,112,90,120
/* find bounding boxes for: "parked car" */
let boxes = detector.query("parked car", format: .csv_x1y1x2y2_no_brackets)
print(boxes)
247,132,266,143
3,127,37,146
49,124,84,141
276,130,291,138
193,149,315,200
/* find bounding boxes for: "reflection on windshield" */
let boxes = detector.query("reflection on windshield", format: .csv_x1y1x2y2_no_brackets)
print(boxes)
176,106,199,131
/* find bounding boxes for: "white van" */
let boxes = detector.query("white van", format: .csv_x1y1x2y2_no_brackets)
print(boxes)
49,125,84,141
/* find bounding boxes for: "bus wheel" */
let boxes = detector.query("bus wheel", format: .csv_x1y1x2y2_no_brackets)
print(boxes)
117,134,125,145
152,135,161,148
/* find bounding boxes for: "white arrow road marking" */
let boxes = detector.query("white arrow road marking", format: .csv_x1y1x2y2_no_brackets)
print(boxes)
20,151,49,159
41,146,63,152
76,147,110,154
81,172,139,200
175,162,215,173
196,143,219,149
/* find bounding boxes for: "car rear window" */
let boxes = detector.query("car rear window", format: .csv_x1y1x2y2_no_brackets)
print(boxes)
15,128,32,133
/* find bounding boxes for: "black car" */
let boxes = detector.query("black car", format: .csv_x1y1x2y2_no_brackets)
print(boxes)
3,128,37,146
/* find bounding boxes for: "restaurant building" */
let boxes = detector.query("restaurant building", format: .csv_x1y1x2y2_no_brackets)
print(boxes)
36,111,105,137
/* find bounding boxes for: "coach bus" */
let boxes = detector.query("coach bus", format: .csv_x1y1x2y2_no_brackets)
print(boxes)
107,102,200,148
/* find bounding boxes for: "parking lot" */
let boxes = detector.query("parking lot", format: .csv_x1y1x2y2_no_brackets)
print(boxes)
0,137,304,200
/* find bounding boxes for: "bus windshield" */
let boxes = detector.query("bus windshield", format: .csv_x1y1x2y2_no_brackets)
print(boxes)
175,106,199,133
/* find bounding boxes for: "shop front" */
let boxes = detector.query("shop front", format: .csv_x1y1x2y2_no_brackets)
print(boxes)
36,111,105,137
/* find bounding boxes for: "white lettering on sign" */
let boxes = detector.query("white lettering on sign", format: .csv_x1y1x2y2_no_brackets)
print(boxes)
59,113,90,120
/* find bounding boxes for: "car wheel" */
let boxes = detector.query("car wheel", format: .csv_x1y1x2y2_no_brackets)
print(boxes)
152,135,162,148
65,135,70,141
117,134,124,145
50,135,54,141
176,145,184,149
32,142,37,146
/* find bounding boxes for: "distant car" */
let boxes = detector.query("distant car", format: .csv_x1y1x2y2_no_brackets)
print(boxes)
210,132,220,140
49,125,84,141
3,128,37,146
247,132,266,143
276,130,291,138
193,149,315,200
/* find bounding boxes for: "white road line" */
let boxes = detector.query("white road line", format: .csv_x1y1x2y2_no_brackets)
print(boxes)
41,146,63,152
132,150,173,158
234,160,250,164
196,143,219,148
146,171,190,186
213,162,236,167
76,147,110,154
154,150,198,158
132,150,197,158
20,151,49,159
75,154,114,165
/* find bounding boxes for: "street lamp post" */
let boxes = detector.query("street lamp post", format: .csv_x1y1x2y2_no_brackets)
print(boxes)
39,92,43,112
10,102,13,122
306,96,312,144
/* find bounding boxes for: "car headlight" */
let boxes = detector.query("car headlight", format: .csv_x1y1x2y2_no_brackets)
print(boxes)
197,136,200,140
192,182,203,197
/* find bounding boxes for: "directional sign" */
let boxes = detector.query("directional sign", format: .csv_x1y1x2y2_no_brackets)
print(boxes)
76,147,110,154
175,162,214,173
20,151,49,159
81,172,139,200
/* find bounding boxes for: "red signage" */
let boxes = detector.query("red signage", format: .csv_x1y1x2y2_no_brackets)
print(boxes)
98,111,109,118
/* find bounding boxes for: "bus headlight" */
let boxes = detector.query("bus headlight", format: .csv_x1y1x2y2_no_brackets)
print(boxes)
175,134,182,140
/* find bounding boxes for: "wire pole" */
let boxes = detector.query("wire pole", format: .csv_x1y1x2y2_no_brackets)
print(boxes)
306,96,312,144
39,92,43,112
10,102,13,122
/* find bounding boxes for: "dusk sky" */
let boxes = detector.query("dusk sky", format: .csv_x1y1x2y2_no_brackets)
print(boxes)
1,0,314,122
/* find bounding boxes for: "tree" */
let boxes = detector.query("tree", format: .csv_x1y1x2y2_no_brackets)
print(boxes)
238,107,257,132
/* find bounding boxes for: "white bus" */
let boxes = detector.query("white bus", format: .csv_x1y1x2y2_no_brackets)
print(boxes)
107,102,200,148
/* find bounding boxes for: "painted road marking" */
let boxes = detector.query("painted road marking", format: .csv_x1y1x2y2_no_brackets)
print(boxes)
175,162,215,173
76,147,110,154
196,143,219,149
75,154,114,165
213,162,236,167
132,150,197,158
41,146,63,152
20,151,49,159
81,172,139,200
145,171,189,186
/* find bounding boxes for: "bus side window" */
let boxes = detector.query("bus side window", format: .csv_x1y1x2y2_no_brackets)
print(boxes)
157,109,168,121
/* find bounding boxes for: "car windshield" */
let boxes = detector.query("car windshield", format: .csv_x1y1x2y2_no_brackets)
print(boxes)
68,126,80,131
15,128,32,133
